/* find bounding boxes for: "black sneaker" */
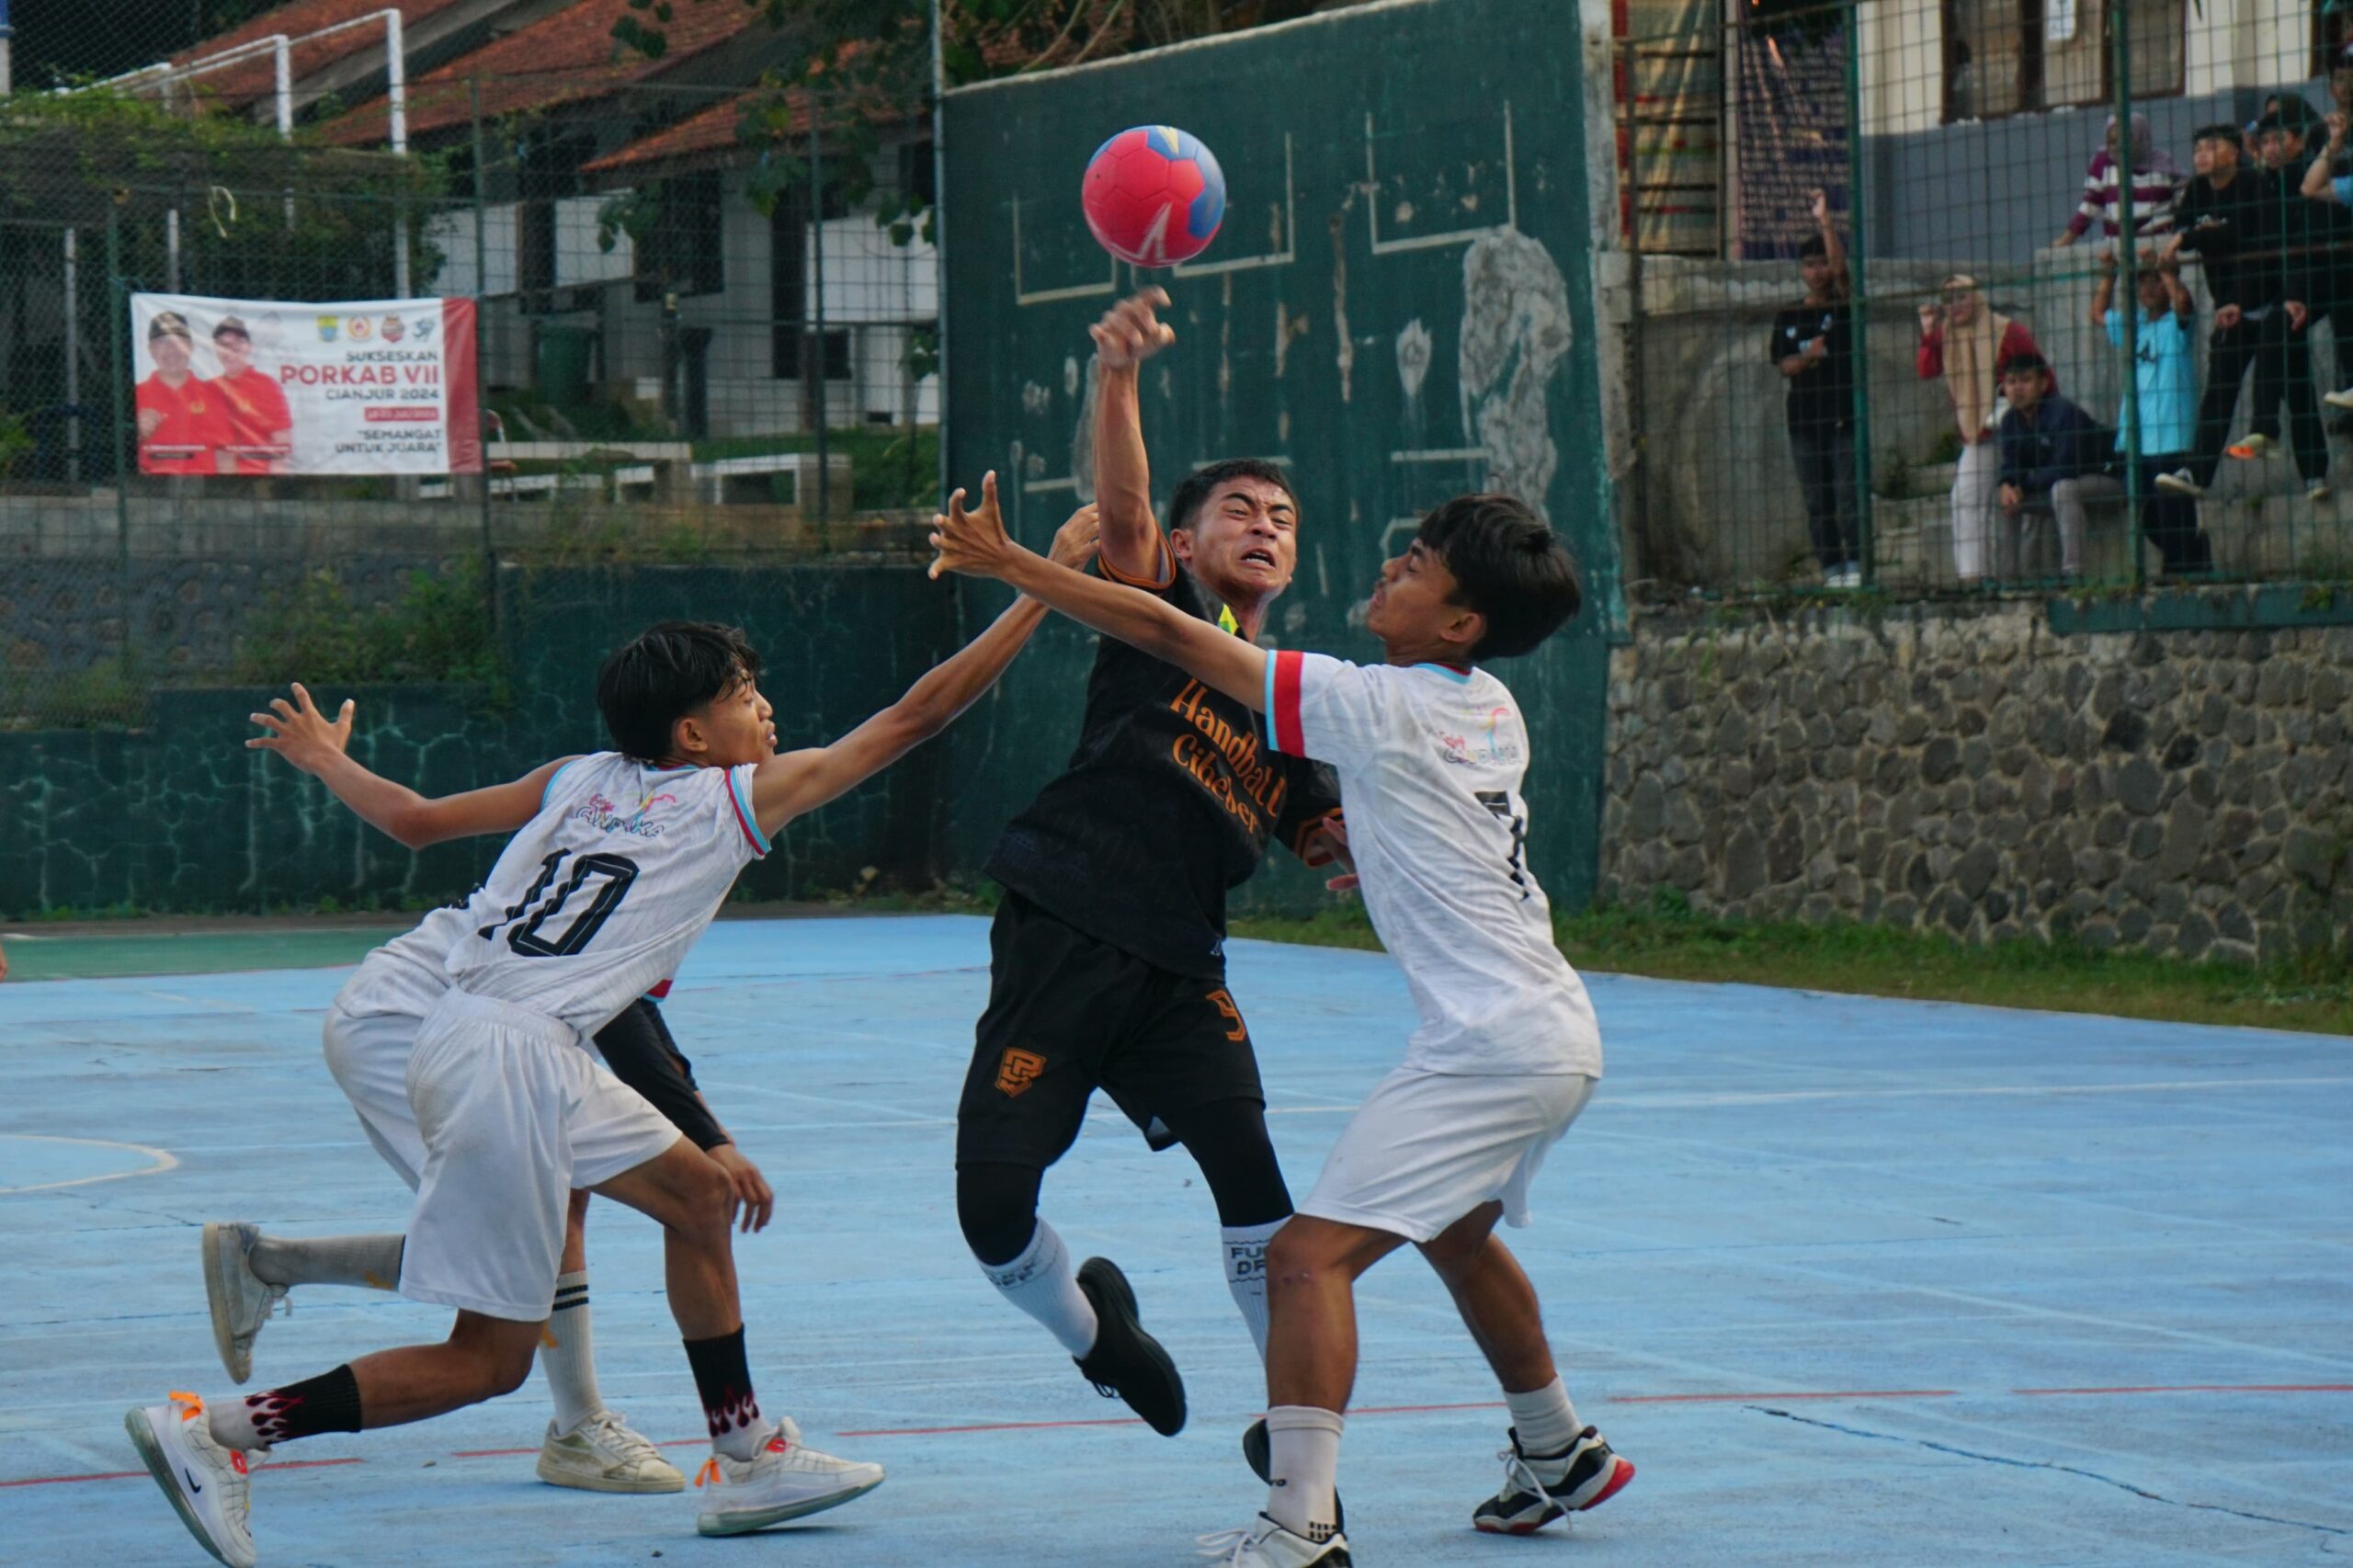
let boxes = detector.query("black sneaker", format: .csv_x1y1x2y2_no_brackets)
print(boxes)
1472,1425,1635,1535
1242,1418,1346,1535
1073,1256,1186,1436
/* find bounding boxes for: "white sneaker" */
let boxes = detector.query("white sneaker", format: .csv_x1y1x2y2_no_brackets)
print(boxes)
201,1223,286,1386
1198,1515,1352,1565
2154,469,2205,497
2325,388,2353,410
125,1393,256,1568
693,1417,884,1535
537,1410,685,1494
2311,482,2334,503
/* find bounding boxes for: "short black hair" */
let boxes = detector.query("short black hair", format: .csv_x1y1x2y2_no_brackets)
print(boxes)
2001,351,2051,376
2193,122,2244,149
1797,234,1829,261
595,620,763,764
1416,494,1582,662
1165,457,1297,534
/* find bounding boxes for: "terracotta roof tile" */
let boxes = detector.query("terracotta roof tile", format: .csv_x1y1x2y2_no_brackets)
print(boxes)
163,0,473,111
314,0,767,146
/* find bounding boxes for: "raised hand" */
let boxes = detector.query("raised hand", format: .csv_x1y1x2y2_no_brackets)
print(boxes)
246,681,356,777
1090,287,1176,371
1046,502,1102,571
927,471,1019,582
1807,187,1830,226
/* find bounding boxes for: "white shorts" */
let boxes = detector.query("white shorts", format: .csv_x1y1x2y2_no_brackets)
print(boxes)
1297,1069,1597,1244
323,1003,428,1191
400,991,681,1322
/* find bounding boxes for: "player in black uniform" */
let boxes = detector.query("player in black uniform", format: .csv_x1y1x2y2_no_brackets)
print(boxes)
956,288,1345,1437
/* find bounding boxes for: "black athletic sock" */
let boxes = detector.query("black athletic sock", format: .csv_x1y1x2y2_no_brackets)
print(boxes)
215,1364,364,1449
683,1326,766,1460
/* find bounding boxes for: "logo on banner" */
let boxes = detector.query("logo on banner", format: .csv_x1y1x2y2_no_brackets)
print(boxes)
411,316,437,343
347,316,372,341
316,315,340,343
381,315,405,344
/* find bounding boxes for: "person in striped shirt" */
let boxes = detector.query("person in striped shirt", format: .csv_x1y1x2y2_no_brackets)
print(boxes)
2051,113,2183,251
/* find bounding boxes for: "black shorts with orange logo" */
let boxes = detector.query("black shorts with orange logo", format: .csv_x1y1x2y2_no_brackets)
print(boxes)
955,891,1266,1170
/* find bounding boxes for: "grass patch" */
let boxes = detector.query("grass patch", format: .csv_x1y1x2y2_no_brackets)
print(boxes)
1231,893,2353,1037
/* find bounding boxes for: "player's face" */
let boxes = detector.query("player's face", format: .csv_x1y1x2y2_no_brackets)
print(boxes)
678,674,778,767
152,334,191,375
1174,478,1297,600
216,335,251,374
1366,538,1478,654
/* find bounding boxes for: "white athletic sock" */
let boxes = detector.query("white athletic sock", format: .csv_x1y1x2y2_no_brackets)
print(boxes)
207,1396,264,1451
540,1271,603,1434
1506,1377,1581,1456
979,1221,1098,1358
1222,1221,1282,1358
246,1233,404,1291
1265,1404,1345,1543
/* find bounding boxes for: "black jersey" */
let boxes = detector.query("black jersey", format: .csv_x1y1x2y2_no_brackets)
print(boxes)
986,553,1342,980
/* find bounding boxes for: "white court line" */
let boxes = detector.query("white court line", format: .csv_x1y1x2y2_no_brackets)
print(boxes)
1606,1076,2353,1109
0,1135,180,1195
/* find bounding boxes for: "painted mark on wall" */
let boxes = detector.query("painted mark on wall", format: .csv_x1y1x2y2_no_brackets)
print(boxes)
1459,230,1571,520
1330,210,1354,403
1396,319,1433,403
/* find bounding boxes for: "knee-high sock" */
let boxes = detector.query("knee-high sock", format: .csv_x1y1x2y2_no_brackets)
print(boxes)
1222,1220,1281,1358
979,1220,1097,1357
539,1270,603,1434
247,1233,404,1291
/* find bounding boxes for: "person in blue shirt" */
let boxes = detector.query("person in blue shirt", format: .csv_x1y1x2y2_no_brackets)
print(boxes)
1995,351,2113,581
2093,251,2214,577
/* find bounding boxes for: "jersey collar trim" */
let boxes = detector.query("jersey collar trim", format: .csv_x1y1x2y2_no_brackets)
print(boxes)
1415,662,1475,684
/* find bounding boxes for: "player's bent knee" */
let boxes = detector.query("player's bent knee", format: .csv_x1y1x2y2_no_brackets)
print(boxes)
955,1161,1044,1266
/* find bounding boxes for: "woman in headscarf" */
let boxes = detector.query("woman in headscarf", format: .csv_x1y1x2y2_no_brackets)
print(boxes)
2051,113,2184,248
1917,278,2052,583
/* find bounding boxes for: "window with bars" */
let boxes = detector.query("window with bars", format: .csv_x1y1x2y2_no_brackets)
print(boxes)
1943,0,2183,122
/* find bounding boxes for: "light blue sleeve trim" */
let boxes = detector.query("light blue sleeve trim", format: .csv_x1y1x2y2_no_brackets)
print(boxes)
729,766,772,855
1413,662,1474,685
540,756,583,809
1263,648,1280,746
2336,176,2353,206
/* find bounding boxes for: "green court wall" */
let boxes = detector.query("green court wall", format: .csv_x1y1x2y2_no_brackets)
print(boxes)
941,0,1618,916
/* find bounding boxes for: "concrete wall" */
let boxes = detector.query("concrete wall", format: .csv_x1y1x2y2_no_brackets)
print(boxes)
1599,596,2353,961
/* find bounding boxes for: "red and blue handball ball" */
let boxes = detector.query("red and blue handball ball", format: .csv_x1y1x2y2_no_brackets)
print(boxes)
1081,125,1226,267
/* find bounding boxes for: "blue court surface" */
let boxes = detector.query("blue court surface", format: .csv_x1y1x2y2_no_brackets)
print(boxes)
2,914,2347,1566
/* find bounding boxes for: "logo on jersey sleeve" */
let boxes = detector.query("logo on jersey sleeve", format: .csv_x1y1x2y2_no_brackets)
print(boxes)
995,1048,1048,1096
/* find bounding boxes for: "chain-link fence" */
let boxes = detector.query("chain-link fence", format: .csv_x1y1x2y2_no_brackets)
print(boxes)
1,54,939,729
1617,0,2353,599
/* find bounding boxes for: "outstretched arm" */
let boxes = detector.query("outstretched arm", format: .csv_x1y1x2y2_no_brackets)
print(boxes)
1091,288,1178,586
747,500,1101,835
245,682,574,849
931,472,1267,711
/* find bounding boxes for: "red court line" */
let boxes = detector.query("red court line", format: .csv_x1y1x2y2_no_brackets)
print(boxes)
1609,1389,1956,1404
451,1437,712,1458
2014,1383,2353,1397
1,1456,361,1489
839,1415,1147,1437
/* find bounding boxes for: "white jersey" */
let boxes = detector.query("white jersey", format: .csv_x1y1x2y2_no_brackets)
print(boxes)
443,752,767,1040
334,903,474,1021
1265,653,1601,1077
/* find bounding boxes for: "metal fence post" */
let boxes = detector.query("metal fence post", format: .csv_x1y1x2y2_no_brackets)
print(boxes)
2111,0,2143,593
472,76,497,618
105,206,134,679
811,114,832,535
1843,0,1877,587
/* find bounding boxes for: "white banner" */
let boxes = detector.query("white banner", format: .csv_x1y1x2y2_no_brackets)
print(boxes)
131,293,482,477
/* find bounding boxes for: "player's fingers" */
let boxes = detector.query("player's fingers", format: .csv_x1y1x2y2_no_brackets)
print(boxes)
270,698,296,721
1142,285,1171,309
290,680,316,713
981,471,998,516
946,485,967,523
337,699,355,726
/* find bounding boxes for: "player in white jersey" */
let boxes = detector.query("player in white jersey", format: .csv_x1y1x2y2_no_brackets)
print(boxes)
932,482,1634,1566
206,690,776,1495
127,503,1096,1568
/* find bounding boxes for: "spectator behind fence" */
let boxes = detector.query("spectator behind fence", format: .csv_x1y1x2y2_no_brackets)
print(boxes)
2093,252,2213,578
2051,113,2182,250
2233,104,2336,484
1917,277,2050,585
1769,189,1860,589
2299,109,2353,414
2159,124,2326,504
1995,352,2112,582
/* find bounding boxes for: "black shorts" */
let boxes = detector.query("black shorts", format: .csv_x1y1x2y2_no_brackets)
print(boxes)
955,892,1265,1170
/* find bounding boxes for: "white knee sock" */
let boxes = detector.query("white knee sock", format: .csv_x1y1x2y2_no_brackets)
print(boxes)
247,1233,404,1291
540,1270,603,1434
979,1221,1098,1358
1506,1377,1581,1455
1265,1404,1346,1542
1222,1220,1282,1358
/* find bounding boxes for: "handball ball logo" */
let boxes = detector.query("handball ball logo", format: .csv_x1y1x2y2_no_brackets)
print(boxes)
347,316,373,341
1081,125,1225,268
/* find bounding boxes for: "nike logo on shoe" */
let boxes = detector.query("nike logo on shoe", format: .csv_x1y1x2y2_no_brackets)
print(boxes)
185,1469,203,1494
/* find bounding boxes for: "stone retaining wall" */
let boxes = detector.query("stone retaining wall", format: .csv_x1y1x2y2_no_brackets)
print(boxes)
1600,600,2353,962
